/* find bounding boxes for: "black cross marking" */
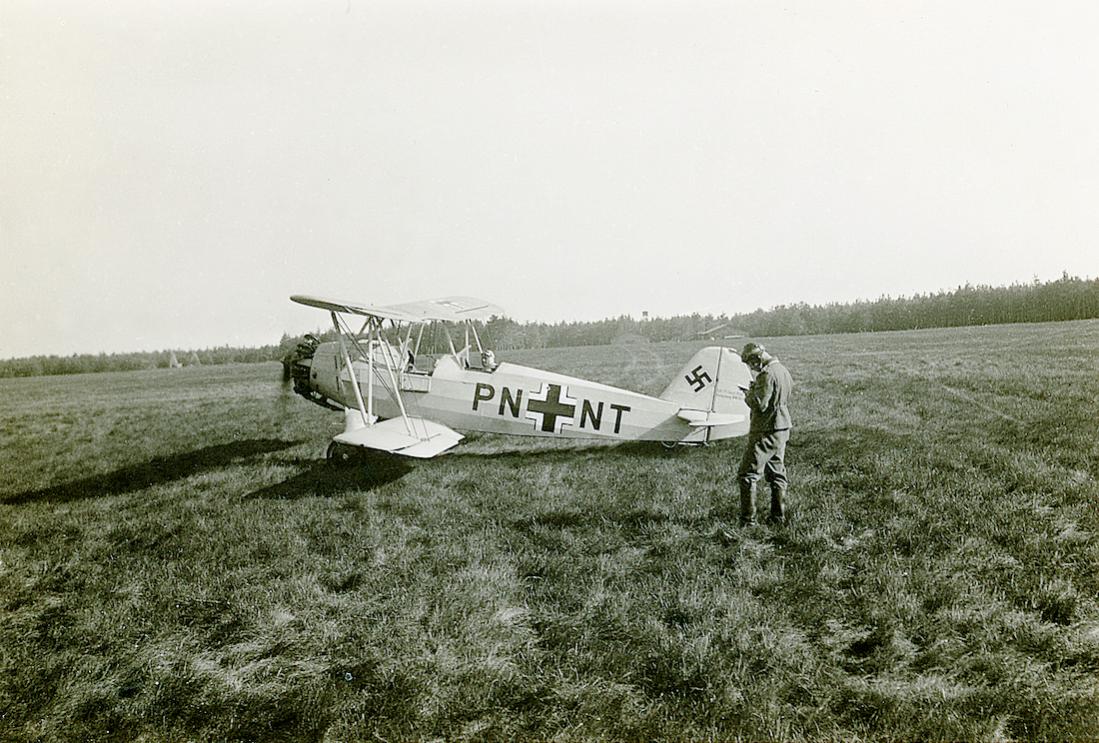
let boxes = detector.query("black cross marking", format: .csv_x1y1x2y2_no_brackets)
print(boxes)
685,365,712,393
526,383,576,433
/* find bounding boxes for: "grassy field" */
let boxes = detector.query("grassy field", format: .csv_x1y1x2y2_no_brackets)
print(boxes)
1,320,1098,741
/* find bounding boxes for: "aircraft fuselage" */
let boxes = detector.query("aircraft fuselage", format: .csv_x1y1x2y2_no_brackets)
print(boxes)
306,343,704,443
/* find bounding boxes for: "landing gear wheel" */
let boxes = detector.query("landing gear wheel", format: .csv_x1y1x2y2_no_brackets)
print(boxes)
662,439,708,450
326,441,354,464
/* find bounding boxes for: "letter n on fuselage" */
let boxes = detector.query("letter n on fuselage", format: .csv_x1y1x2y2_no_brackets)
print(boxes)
580,400,603,430
499,387,522,417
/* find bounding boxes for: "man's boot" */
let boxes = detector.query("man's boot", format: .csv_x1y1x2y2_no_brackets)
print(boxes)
768,485,786,525
739,482,756,526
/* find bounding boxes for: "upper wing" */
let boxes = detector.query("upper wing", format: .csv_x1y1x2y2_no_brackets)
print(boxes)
290,295,421,322
291,295,504,323
385,296,505,322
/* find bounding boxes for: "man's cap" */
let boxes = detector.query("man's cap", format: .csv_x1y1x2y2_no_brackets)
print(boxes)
740,342,765,361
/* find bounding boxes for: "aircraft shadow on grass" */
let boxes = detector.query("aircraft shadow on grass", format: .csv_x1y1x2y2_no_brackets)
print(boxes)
245,440,670,500
244,454,413,500
2,438,300,506
444,438,684,465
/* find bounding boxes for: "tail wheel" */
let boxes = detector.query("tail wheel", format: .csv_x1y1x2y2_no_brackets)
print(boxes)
661,440,708,450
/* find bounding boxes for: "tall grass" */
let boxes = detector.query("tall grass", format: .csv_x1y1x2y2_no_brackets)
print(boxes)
1,320,1097,740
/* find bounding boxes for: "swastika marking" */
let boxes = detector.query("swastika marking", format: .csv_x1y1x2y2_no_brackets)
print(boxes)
685,365,712,393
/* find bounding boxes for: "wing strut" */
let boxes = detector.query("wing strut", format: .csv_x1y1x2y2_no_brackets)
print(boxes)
413,323,425,361
366,318,375,425
297,298,465,458
373,318,417,437
334,311,421,439
332,311,370,426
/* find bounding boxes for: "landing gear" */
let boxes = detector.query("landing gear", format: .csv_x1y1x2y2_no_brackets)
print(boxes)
660,439,710,450
326,441,356,464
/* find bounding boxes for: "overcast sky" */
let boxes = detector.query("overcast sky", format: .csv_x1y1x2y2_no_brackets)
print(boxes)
2,0,1097,357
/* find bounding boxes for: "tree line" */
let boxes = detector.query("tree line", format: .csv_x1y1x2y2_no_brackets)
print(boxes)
2,273,1096,378
474,272,1099,349
0,344,285,379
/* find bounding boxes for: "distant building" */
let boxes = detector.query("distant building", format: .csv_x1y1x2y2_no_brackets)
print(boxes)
187,351,202,366
168,351,182,369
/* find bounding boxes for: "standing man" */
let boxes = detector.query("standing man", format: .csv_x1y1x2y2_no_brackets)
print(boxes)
737,342,793,526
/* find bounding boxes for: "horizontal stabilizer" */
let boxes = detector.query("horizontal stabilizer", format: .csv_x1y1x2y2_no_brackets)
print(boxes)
334,417,463,458
677,409,747,427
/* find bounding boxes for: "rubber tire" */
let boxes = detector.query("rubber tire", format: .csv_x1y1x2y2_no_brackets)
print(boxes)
326,441,354,464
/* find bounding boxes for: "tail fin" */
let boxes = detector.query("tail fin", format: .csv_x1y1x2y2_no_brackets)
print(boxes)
660,346,751,440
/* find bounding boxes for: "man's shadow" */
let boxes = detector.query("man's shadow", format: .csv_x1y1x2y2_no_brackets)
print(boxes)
3,439,300,506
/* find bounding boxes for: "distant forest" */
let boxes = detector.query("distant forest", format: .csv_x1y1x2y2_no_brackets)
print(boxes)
2,273,1097,378
0,344,285,379
482,272,1099,349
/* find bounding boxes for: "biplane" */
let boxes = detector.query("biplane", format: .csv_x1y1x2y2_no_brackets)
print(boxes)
287,295,753,459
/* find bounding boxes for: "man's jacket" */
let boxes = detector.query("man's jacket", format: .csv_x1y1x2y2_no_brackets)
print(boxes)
746,359,793,433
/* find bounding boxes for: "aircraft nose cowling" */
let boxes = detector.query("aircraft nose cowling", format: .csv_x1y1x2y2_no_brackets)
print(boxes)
288,336,342,411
